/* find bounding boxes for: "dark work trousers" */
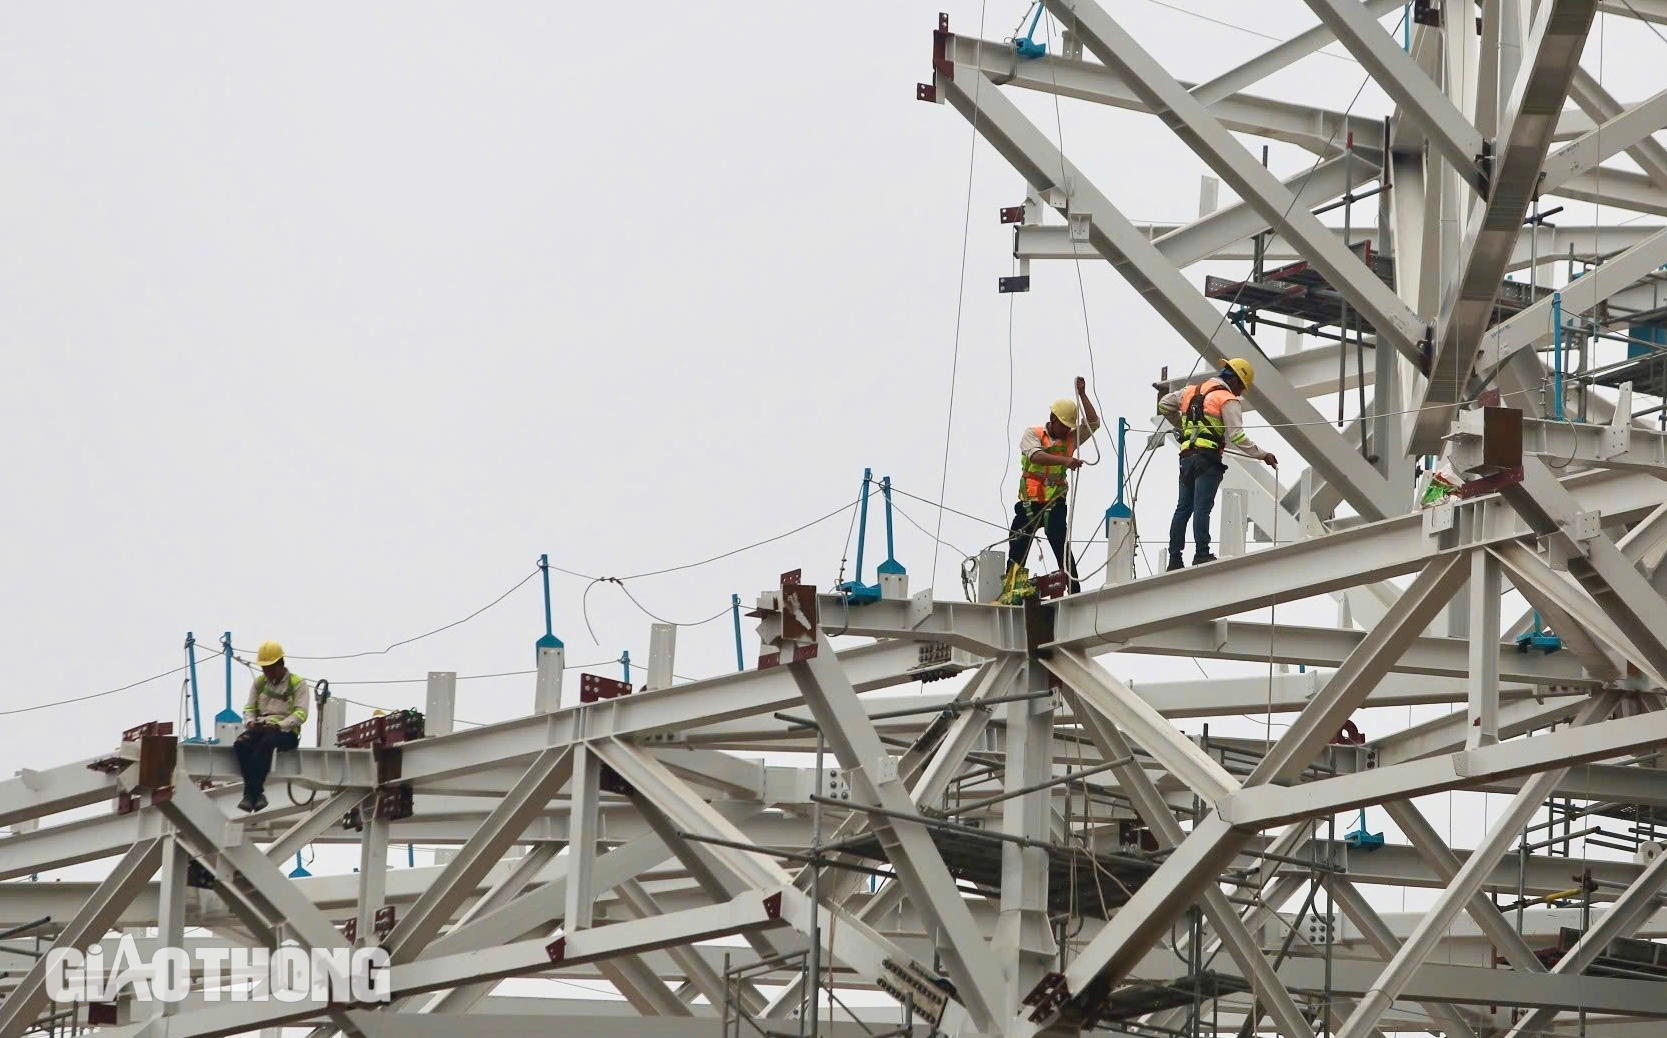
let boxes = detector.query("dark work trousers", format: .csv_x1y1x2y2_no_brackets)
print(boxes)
1169,451,1228,560
1008,499,1081,593
234,725,300,801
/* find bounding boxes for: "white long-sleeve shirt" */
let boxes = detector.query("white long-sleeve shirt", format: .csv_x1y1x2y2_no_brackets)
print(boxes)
1156,381,1269,461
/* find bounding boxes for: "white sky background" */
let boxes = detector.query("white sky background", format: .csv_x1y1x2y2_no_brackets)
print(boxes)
4,0,1667,983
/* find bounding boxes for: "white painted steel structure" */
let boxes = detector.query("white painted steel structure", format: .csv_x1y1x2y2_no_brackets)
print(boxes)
13,3,1667,1037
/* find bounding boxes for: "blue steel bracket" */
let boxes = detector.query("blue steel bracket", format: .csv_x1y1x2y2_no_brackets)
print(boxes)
836,581,883,605
1515,630,1564,654
1345,808,1384,851
1013,3,1047,59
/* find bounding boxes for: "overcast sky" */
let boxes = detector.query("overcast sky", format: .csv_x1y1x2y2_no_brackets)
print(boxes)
4,4,1664,911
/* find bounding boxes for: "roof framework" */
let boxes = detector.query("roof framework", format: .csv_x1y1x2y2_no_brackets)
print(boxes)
13,3,1667,1037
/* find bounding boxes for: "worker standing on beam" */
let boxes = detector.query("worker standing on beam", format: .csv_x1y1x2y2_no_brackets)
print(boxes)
234,640,311,813
1008,376,1101,595
1158,358,1277,572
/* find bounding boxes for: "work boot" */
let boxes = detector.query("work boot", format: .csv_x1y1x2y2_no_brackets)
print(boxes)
252,795,269,812
236,797,255,813
1166,555,1185,572
1193,553,1219,566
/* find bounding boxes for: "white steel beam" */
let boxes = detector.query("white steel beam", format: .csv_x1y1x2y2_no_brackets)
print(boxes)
1567,68,1667,189
1504,456,1667,681
1371,693,1587,766
1135,154,1367,269
765,658,1021,1022
1063,689,1319,1038
122,893,790,1038
617,879,734,1013
933,59,1402,520
790,637,1005,1030
945,34,1383,156
1245,554,1470,785
1557,164,1667,214
1123,617,1595,684
1492,542,1635,680
1601,0,1667,20
356,812,389,960
1503,842,1667,1038
394,639,923,786
265,790,372,866
1042,651,1238,803
1331,693,1617,1038
0,837,163,1038
1468,550,1503,746
1258,956,1667,1015
1544,86,1667,191
994,663,1057,1002
385,747,572,963
1048,464,1667,651
1414,0,1600,451
1189,0,1405,106
1299,0,1487,188
1322,876,1482,1038
1380,799,1551,973
1220,462,1400,630
1037,0,1429,359
155,782,347,952
1018,221,1667,270
1475,225,1667,384
592,743,950,1020
597,956,692,1018
1028,557,1463,1032
564,744,600,932
1225,690,1643,828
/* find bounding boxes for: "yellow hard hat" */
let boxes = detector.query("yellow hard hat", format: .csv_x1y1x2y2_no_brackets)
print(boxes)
1221,358,1256,390
1051,398,1080,426
256,640,285,667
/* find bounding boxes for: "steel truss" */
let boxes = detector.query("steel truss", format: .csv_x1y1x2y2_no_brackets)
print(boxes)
11,4,1667,1038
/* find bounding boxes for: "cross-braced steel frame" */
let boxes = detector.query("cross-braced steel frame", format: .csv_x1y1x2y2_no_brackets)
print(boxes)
11,3,1667,1037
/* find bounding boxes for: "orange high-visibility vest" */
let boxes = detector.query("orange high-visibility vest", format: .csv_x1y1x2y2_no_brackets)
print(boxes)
1018,426,1075,503
1178,378,1236,453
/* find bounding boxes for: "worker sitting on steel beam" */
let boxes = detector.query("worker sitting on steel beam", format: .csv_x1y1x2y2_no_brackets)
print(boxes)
1157,358,1276,572
234,640,311,813
1007,376,1101,596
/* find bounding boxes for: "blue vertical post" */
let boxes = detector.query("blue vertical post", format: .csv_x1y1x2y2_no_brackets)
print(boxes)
838,469,882,603
1107,418,1132,526
852,468,873,584
621,651,631,684
185,633,203,742
214,632,241,735
876,477,907,582
1403,4,1410,49
881,477,897,565
535,554,563,657
731,594,745,672
289,852,311,878
408,844,415,867
1552,291,1565,419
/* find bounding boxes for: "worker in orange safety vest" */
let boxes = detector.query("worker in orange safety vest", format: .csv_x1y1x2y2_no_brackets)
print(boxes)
1157,358,1277,571
1007,376,1101,594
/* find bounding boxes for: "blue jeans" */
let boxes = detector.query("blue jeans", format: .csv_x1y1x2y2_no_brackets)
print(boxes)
1169,452,1226,560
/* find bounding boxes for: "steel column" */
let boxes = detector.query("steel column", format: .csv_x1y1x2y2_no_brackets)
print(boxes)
1038,0,1429,358
1332,693,1619,1038
934,48,1402,520
790,636,1004,1030
0,837,163,1038
1467,551,1503,747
